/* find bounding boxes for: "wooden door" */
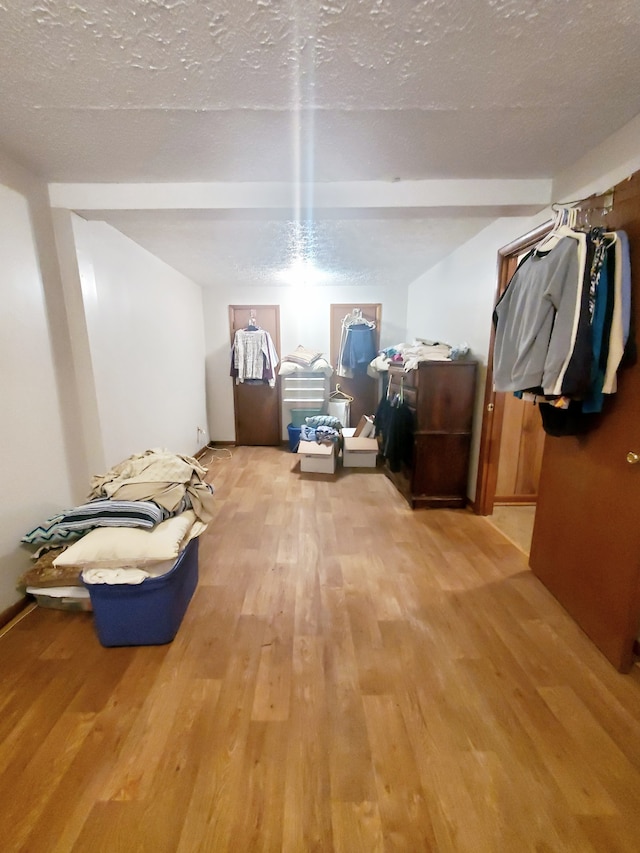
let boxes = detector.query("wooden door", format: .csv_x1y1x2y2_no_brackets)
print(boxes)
529,174,640,672
229,305,281,446
494,393,545,503
475,232,551,515
329,303,382,427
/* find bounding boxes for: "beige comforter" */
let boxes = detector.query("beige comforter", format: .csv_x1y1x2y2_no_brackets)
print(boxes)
88,449,215,524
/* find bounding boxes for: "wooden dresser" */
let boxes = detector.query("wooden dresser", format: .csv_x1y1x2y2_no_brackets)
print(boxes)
385,360,477,508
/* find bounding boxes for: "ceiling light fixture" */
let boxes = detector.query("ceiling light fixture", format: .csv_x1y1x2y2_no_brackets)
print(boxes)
278,256,327,287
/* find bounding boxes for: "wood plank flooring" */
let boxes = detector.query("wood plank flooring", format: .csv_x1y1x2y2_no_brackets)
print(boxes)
485,505,536,555
1,445,640,852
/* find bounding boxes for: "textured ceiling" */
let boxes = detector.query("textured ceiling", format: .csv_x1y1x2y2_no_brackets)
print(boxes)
83,209,494,289
2,0,640,287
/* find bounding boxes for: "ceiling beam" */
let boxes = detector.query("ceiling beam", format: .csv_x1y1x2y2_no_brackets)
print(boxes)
49,179,551,214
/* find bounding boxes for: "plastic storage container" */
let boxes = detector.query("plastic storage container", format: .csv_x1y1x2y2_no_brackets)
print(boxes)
290,408,323,428
287,423,301,451
85,537,199,647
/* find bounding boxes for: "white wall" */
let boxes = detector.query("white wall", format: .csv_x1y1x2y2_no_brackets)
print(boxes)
552,112,640,203
406,111,640,501
71,218,208,467
0,169,207,614
203,282,408,441
0,169,75,611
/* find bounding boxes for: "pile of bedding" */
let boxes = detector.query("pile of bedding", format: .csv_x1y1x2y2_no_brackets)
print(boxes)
367,340,470,375
299,414,343,445
279,345,334,376
19,449,213,609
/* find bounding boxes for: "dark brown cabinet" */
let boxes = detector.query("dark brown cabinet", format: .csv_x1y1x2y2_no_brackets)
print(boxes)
385,360,477,508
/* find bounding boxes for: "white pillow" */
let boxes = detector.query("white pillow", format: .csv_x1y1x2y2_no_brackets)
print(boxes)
279,357,333,376
311,358,333,374
53,511,197,569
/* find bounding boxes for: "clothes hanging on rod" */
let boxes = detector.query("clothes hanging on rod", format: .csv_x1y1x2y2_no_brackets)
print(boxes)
337,309,377,378
230,326,279,387
493,207,634,435
375,376,413,472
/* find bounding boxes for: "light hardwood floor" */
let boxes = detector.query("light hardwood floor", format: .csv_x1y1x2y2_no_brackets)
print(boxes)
485,505,537,555
2,446,640,852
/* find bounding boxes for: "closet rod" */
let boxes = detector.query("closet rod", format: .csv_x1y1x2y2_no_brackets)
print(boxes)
551,189,615,214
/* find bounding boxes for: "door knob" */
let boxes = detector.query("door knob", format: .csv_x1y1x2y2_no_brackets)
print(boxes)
627,451,639,465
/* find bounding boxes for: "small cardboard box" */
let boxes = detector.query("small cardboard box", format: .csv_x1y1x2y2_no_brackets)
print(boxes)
343,436,379,468
297,440,337,473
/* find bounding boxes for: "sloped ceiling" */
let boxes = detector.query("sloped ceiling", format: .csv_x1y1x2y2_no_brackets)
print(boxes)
2,0,640,287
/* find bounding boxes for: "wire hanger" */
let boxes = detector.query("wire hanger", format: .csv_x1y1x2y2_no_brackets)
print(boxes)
537,189,616,254
245,309,259,331
535,204,581,254
329,383,354,402
343,307,376,329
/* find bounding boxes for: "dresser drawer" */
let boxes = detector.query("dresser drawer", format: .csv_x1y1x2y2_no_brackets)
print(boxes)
389,366,417,389
388,379,417,409
400,386,417,408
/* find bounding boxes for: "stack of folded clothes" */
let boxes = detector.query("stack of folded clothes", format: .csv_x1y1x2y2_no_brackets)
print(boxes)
19,449,214,610
279,345,334,376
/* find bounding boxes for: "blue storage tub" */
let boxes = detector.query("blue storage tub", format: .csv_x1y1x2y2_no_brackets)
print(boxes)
287,423,301,451
85,537,199,647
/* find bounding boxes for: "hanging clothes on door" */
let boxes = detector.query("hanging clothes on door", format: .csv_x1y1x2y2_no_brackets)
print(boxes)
492,207,634,435
337,309,377,378
230,327,279,387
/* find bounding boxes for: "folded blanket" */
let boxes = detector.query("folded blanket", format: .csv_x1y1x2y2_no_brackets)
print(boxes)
16,547,82,593
88,449,215,523
305,415,343,429
82,568,152,585
26,585,90,599
283,345,322,366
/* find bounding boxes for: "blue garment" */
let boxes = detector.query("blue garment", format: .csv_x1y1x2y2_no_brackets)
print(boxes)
582,253,609,414
342,325,377,370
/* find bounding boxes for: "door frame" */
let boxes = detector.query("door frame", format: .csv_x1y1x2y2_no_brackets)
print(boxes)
474,221,552,515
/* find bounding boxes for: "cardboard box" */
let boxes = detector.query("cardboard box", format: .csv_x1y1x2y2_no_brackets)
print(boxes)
297,439,337,473
343,436,379,468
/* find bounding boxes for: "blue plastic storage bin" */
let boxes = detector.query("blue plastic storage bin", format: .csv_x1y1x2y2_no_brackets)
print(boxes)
287,423,301,451
85,537,199,647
